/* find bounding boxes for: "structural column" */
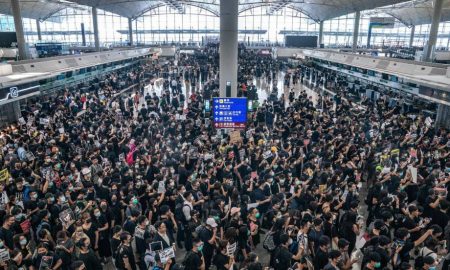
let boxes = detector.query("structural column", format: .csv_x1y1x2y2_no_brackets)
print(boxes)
352,10,361,52
36,19,42,41
424,0,443,61
92,6,100,51
219,0,238,97
10,0,28,60
409,25,415,47
436,103,450,129
128,18,133,46
318,21,324,48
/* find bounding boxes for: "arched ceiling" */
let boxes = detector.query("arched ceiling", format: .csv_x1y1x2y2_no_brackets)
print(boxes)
0,0,445,26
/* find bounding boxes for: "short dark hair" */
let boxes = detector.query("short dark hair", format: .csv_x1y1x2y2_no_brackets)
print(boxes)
328,250,342,260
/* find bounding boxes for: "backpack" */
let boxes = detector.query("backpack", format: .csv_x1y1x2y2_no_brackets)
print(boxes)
182,251,195,270
175,202,190,223
272,246,287,269
415,250,434,269
263,231,276,251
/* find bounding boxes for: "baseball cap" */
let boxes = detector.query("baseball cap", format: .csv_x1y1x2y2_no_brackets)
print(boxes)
206,217,218,228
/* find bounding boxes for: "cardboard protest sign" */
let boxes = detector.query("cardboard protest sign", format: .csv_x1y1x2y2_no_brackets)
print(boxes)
319,184,327,194
230,131,242,144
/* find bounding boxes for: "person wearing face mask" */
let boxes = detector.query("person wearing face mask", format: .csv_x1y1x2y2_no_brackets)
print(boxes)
115,232,137,270
10,249,26,270
31,242,63,270
134,216,151,270
273,233,304,270
422,256,437,270
362,252,382,270
393,228,434,267
56,238,75,270
25,189,39,217
13,234,32,262
93,207,111,263
77,237,102,270
313,235,331,270
324,249,342,270
308,218,324,256
182,237,205,270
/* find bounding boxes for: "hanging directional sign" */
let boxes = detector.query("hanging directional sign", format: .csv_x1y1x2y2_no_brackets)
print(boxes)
212,97,247,129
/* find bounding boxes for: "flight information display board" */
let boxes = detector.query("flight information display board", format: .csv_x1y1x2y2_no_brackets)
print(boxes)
212,98,247,129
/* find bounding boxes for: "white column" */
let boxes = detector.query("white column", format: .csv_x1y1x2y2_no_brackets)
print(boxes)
318,21,324,47
409,25,415,47
92,7,100,51
424,0,444,62
128,18,133,46
36,19,42,41
11,0,28,60
352,10,361,52
219,0,238,97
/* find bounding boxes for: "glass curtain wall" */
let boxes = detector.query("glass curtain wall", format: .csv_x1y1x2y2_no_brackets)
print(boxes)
135,5,219,45
1,4,450,49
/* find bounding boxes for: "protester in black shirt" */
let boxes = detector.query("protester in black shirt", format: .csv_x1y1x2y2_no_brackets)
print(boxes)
183,237,205,270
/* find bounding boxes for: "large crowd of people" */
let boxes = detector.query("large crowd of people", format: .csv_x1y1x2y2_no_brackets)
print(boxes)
0,48,448,270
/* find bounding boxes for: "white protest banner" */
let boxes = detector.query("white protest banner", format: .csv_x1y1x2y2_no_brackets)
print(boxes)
239,149,245,160
25,151,35,161
59,208,75,228
158,247,175,264
226,242,237,256
262,150,272,159
134,227,145,239
157,181,166,194
39,118,50,126
0,249,9,262
18,117,26,125
409,166,418,183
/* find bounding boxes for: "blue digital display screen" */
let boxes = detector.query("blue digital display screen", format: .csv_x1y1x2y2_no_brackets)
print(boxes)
212,98,247,129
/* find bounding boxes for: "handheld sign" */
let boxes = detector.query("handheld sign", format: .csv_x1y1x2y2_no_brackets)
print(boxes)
0,249,9,262
158,247,175,264
59,208,75,228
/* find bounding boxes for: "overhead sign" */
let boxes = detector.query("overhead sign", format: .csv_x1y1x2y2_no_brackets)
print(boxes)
0,84,40,104
213,98,247,129
370,17,395,28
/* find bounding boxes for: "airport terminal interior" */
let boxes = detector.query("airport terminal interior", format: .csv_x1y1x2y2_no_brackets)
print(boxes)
1,0,450,270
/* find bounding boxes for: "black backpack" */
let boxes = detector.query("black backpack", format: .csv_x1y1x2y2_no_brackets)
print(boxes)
415,250,434,269
175,202,191,224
